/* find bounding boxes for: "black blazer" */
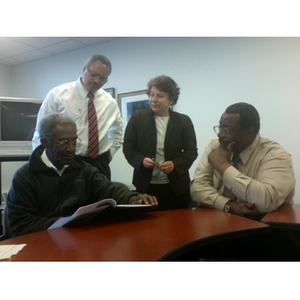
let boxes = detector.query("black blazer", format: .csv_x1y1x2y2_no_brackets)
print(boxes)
123,109,198,196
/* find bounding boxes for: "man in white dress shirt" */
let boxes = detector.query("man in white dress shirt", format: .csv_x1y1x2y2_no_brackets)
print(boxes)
32,54,123,180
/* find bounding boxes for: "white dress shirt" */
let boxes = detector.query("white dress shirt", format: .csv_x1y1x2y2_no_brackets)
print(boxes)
32,77,123,158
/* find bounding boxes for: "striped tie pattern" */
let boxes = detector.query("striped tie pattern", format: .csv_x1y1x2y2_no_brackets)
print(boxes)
87,92,99,159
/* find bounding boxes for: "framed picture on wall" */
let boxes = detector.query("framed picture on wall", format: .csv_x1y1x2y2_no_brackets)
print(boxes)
104,87,115,98
117,90,150,127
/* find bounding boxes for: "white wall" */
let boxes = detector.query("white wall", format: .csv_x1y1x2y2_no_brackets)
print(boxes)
1,37,300,202
0,64,11,95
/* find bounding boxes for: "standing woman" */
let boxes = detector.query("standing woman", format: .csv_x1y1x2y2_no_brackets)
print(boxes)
123,75,198,210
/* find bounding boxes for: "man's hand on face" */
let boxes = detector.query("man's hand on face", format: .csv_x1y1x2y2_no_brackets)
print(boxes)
208,142,236,175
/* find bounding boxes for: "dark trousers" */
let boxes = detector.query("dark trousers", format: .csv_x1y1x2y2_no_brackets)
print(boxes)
78,150,111,180
147,183,190,210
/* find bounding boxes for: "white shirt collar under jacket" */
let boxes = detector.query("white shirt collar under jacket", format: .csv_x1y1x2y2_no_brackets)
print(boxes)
41,149,69,176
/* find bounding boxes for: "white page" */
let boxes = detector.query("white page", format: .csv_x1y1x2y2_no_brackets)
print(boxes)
48,198,116,230
0,244,27,260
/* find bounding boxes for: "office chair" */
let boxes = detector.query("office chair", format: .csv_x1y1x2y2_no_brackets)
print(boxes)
0,206,12,240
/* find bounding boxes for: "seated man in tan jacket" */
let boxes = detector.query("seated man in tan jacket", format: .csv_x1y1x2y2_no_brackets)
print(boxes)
191,102,295,219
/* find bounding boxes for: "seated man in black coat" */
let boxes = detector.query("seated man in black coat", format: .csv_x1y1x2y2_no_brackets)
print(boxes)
6,113,158,237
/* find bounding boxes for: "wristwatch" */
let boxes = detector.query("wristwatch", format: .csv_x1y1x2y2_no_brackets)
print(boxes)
224,200,233,213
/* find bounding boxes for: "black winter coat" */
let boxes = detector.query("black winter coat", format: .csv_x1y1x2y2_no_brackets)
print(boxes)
6,146,138,237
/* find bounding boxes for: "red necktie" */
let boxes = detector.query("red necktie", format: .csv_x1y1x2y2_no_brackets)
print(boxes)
87,92,99,159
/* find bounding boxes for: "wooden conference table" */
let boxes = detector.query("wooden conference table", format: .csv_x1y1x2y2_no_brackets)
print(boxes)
260,204,300,259
262,204,300,229
0,207,272,261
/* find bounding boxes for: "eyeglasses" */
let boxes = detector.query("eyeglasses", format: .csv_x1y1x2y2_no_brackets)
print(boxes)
86,67,108,83
54,138,82,148
213,125,234,136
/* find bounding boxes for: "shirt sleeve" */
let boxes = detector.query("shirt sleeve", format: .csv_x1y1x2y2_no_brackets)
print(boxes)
190,138,230,211
107,106,123,158
223,148,296,213
32,90,60,149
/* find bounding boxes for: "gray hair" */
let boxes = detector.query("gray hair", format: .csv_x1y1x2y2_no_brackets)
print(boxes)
84,54,112,75
38,114,76,139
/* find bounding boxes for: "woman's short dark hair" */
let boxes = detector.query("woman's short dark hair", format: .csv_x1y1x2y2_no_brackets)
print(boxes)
226,102,260,134
84,54,112,75
146,75,180,105
38,114,76,139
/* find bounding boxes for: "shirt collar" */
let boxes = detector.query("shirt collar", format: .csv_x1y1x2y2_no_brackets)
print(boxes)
41,149,69,176
238,135,260,164
77,76,103,98
77,77,89,97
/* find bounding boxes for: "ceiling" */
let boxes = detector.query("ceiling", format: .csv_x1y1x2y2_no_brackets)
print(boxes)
0,37,116,66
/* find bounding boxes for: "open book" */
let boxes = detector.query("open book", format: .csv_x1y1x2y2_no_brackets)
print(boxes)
48,199,154,230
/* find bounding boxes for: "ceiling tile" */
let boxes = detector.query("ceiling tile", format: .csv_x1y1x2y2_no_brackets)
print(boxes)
74,37,113,45
41,39,86,54
0,37,118,66
11,37,72,48
13,49,52,63
0,57,22,66
0,37,34,56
